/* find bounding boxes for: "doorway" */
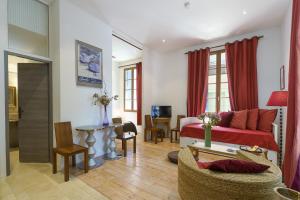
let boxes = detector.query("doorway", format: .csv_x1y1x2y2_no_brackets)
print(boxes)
112,34,143,128
5,52,53,176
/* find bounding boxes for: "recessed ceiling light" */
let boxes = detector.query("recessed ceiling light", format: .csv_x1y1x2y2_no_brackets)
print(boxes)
184,1,191,9
162,39,166,43
242,10,247,15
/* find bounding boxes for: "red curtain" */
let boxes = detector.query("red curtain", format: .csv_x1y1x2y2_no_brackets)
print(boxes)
225,37,259,111
283,0,300,191
136,62,142,125
187,48,210,117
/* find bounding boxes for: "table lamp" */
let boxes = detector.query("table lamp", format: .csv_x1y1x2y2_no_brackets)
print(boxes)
267,91,288,167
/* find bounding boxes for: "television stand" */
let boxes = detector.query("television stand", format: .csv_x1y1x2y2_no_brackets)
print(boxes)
153,117,171,137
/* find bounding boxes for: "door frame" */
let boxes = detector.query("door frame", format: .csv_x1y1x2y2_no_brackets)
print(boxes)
4,51,53,176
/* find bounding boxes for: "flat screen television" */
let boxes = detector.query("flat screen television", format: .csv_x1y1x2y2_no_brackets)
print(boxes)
151,106,172,118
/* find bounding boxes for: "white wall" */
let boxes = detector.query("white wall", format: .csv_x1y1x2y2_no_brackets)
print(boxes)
51,0,112,157
151,50,187,128
146,27,283,128
8,25,49,58
112,60,121,117
141,47,156,127
0,0,8,178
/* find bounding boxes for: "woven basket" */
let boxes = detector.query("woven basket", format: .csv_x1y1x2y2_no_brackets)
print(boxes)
273,187,300,200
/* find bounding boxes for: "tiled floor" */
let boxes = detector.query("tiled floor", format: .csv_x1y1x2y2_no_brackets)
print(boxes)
0,150,108,200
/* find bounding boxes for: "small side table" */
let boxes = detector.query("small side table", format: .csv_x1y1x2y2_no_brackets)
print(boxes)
76,125,104,169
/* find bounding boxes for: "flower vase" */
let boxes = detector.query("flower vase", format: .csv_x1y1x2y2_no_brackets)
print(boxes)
204,126,212,147
102,106,109,127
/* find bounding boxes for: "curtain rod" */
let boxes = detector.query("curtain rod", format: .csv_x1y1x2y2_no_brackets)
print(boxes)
112,34,143,51
118,62,139,69
184,35,264,55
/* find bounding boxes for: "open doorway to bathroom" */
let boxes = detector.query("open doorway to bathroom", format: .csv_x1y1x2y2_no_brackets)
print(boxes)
5,52,53,176
111,34,143,129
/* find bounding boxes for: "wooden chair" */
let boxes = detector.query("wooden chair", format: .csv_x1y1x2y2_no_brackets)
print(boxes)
112,117,137,157
170,115,186,143
112,117,122,124
53,122,88,182
144,115,164,144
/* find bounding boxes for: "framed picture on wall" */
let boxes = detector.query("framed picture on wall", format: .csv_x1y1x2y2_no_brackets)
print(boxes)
280,65,285,90
76,40,103,88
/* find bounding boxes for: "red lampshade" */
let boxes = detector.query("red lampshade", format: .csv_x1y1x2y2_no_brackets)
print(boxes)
267,91,288,106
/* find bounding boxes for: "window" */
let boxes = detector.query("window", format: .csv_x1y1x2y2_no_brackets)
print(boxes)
8,0,49,57
206,50,231,112
124,67,137,112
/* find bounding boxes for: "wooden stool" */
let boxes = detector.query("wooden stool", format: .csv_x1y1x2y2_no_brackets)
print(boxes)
144,115,164,144
113,119,137,157
121,133,137,157
170,115,185,143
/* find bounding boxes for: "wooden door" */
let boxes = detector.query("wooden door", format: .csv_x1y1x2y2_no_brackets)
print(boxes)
18,63,49,162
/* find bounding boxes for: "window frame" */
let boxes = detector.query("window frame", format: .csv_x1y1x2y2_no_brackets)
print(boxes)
7,0,50,58
123,67,137,112
208,49,230,113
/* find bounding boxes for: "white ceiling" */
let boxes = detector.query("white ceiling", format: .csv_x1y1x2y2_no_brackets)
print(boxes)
70,0,290,52
112,36,142,62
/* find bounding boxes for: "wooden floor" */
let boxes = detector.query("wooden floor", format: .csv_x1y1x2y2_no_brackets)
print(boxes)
0,135,181,200
0,149,108,200
79,135,181,200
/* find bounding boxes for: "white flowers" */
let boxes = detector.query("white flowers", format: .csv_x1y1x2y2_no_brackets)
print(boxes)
93,91,119,106
198,112,221,128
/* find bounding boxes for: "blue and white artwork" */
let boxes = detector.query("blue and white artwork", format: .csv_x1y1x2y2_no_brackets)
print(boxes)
76,40,103,88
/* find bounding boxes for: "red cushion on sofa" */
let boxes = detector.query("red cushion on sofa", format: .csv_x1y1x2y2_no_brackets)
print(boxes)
208,159,270,173
218,112,234,127
258,109,278,132
247,109,259,130
230,110,248,130
197,161,211,169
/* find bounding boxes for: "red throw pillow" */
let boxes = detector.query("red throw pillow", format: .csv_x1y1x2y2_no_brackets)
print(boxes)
217,111,234,127
257,109,278,132
230,110,248,130
208,159,270,173
247,108,259,130
197,161,211,169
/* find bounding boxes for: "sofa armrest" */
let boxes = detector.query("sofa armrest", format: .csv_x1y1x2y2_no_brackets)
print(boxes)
272,123,279,144
180,117,202,131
